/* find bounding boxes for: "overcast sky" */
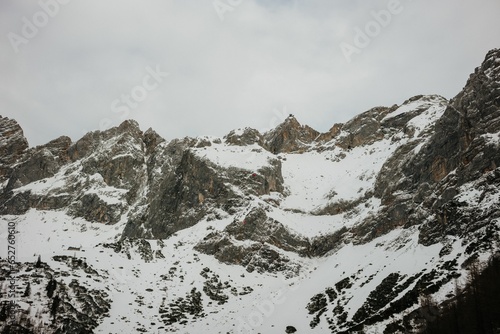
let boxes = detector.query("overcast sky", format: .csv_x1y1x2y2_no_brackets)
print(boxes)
1,0,499,147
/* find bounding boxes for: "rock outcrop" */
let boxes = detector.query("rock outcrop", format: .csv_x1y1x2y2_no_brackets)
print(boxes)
124,149,236,239
195,206,306,275
354,49,500,247
6,136,72,191
0,116,29,183
224,127,264,147
263,115,320,153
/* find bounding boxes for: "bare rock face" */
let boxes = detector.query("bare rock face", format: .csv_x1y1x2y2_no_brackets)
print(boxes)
121,137,195,237
316,123,343,143
6,136,72,191
0,116,29,182
225,158,285,197
0,120,147,223
69,193,124,224
195,207,305,276
123,144,288,239
334,96,444,152
0,125,73,216
196,236,301,276
224,127,264,146
413,48,500,246
71,120,146,193
101,237,155,262
335,106,394,149
353,49,500,247
124,149,236,239
226,207,309,252
4,119,144,195
263,115,320,153
143,127,165,155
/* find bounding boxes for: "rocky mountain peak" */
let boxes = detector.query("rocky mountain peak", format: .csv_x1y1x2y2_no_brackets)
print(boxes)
67,119,144,161
282,113,300,125
0,116,29,182
223,127,264,146
264,114,320,153
117,119,143,137
477,47,500,79
143,127,165,155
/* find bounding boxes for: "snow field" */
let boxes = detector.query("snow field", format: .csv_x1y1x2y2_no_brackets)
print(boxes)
0,207,477,333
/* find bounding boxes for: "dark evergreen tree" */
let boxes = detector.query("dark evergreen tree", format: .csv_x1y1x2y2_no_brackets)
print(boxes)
23,282,31,297
51,295,60,319
46,279,57,298
423,255,500,334
0,304,8,321
35,255,41,268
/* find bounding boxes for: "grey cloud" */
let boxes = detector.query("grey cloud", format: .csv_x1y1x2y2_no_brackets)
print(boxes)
1,0,499,146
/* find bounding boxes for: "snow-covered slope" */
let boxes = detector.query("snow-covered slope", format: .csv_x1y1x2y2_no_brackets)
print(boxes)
1,48,500,333
0,201,475,333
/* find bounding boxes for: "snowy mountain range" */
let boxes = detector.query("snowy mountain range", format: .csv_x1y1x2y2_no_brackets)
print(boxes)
1,48,500,333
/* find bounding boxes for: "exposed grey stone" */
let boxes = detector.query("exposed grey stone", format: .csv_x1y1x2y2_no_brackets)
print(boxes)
335,106,394,149
68,193,124,224
224,127,264,146
123,149,237,239
5,135,72,191
225,207,309,252
0,116,29,183
263,115,320,153
195,207,306,275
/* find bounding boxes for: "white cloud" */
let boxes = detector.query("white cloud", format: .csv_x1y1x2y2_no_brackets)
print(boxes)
1,0,499,146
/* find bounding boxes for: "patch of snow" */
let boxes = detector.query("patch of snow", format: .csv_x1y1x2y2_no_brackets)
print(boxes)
481,132,500,146
192,143,275,170
383,95,446,121
408,103,447,137
280,139,395,212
